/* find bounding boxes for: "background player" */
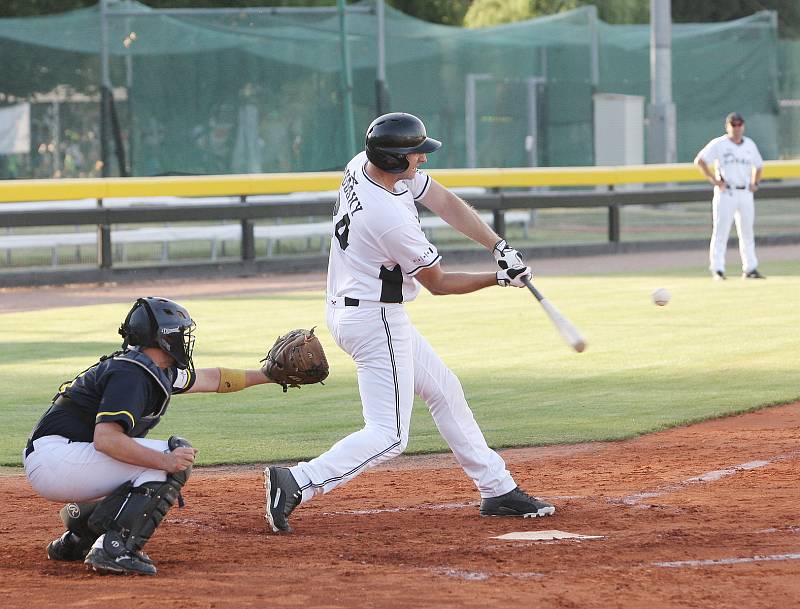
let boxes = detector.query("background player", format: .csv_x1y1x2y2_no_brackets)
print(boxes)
694,112,765,280
24,296,275,575
266,112,555,533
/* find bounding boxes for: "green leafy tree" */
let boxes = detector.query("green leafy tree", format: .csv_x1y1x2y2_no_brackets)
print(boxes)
0,1,92,17
388,0,471,26
672,0,800,38
463,0,650,28
3,1,798,36
462,0,798,37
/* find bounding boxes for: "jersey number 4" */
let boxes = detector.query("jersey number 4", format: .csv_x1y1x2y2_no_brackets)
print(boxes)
334,214,351,250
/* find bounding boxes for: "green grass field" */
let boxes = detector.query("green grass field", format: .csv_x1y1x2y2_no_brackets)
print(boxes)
2,259,798,466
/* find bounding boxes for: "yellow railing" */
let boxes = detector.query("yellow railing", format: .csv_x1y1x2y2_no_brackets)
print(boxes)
2,160,800,203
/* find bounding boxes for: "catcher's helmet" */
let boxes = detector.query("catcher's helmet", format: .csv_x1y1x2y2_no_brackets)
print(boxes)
119,297,196,370
365,112,441,174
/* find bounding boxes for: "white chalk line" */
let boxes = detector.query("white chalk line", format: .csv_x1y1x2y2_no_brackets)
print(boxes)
321,500,478,516
615,450,800,506
322,451,800,515
654,553,800,568
321,495,580,516
429,566,544,581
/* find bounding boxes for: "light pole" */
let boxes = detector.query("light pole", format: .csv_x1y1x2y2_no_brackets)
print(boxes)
647,0,676,164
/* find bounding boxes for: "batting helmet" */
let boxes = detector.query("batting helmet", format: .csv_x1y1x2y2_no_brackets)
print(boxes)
119,297,196,370
365,112,442,174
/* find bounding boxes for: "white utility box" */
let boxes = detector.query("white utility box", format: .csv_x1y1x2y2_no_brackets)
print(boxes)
593,93,644,166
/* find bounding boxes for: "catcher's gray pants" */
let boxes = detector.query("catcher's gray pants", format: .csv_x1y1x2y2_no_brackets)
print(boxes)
24,435,168,502
289,301,517,503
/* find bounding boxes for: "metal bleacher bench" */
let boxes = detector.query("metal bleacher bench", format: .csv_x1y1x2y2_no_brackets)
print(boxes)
0,211,532,267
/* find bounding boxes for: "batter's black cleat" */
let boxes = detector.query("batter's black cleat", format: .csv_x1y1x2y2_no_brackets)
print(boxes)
84,547,157,576
265,466,302,533
480,487,556,518
712,270,726,281
742,269,765,279
46,531,93,561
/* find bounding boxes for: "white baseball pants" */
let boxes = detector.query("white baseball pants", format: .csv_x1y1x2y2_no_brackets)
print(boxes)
289,300,517,502
709,186,758,274
24,435,168,503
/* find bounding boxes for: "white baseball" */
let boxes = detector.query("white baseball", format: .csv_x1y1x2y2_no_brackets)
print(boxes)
652,288,671,306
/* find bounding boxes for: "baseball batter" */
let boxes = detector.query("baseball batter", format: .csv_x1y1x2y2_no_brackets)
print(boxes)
694,112,765,280
24,297,275,575
265,112,555,533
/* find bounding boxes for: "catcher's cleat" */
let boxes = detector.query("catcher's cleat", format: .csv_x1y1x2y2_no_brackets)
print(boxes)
84,547,157,576
47,531,93,561
742,269,765,279
265,466,302,533
479,487,556,518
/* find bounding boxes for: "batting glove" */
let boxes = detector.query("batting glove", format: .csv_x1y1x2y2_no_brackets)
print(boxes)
496,265,531,288
493,238,524,270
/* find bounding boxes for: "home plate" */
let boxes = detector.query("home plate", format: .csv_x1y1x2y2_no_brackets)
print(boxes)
492,530,604,541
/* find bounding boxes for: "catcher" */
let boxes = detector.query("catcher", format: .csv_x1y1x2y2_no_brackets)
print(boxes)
24,296,327,576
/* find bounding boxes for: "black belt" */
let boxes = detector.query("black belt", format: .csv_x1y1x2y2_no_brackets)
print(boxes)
342,297,402,306
733,186,747,190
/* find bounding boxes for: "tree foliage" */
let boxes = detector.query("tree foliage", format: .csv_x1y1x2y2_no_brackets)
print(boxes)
1,0,798,37
462,0,797,37
388,0,470,26
464,0,649,28
0,1,92,18
672,0,800,38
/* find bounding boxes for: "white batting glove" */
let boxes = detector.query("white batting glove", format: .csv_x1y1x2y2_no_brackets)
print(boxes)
493,239,524,270
496,265,531,288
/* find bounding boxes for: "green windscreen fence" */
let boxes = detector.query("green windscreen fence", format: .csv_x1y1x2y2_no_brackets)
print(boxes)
0,2,792,179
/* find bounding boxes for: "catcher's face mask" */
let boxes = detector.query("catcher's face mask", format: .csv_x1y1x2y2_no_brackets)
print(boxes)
157,318,196,371
120,297,196,371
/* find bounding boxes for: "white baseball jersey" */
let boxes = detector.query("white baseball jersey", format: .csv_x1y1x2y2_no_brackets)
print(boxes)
288,151,518,504
326,151,441,304
697,135,763,188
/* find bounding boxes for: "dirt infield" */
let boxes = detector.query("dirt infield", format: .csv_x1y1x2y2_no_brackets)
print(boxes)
2,402,799,609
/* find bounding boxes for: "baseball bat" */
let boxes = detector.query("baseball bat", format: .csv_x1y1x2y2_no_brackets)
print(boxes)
522,276,587,353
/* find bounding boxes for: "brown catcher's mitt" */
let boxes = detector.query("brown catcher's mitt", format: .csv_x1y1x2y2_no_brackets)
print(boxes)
260,327,329,392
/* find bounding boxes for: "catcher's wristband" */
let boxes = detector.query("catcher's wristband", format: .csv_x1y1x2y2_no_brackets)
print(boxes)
217,368,247,393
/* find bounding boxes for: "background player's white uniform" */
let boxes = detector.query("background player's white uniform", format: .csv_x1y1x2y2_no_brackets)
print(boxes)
287,151,518,501
696,135,763,274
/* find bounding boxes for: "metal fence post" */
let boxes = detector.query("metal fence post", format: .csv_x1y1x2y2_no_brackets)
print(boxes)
608,205,621,242
492,209,506,239
97,198,112,268
241,219,255,261
491,189,506,238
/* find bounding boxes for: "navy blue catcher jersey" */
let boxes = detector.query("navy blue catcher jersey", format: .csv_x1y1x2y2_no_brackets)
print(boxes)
27,348,195,444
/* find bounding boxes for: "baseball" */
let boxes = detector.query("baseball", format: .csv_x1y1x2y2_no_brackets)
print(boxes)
652,288,671,306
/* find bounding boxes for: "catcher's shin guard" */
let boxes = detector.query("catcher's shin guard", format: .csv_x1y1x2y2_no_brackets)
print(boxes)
88,436,193,554
61,500,100,536
47,500,102,561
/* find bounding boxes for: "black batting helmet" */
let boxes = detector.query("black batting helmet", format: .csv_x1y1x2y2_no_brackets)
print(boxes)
119,297,196,370
365,112,442,173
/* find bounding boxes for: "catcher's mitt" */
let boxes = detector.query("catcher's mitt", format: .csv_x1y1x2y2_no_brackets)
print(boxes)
260,327,329,392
